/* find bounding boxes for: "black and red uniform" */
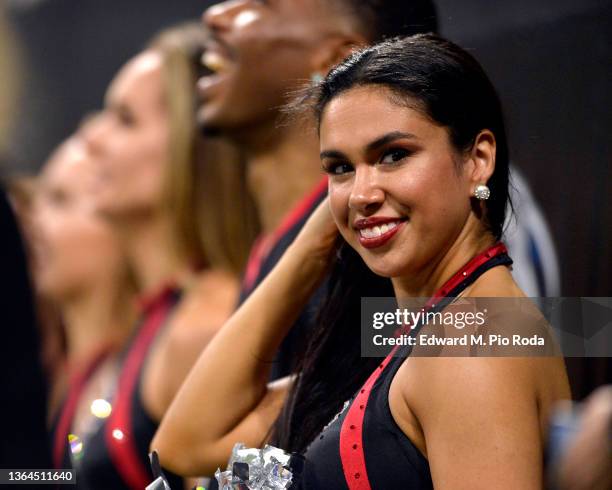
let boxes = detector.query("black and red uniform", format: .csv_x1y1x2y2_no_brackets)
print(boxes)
298,244,513,489
238,177,328,381
53,286,183,490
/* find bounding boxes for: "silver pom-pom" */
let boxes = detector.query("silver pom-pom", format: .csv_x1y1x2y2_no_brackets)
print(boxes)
215,443,299,489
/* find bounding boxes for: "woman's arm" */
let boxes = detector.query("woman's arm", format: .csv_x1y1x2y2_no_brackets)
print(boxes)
397,357,563,489
142,270,239,422
151,199,337,476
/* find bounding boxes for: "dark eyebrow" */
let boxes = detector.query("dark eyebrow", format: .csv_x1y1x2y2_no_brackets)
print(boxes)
319,149,348,160
365,131,416,153
320,131,417,161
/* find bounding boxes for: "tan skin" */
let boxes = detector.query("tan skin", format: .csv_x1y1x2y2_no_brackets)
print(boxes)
199,0,367,234
555,386,612,490
32,138,134,431
154,85,570,487
81,51,238,432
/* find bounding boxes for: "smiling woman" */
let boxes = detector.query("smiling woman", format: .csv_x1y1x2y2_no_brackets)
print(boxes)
320,85,498,278
277,34,570,488
152,34,569,489
68,22,258,490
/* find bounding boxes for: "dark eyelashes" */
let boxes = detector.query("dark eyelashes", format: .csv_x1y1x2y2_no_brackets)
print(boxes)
321,161,353,176
112,105,136,126
380,147,412,164
321,147,414,176
118,111,135,126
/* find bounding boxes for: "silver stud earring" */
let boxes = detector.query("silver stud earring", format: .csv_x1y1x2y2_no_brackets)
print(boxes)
474,184,490,200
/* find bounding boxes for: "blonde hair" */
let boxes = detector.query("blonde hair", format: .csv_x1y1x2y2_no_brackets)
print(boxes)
0,6,22,156
150,23,259,276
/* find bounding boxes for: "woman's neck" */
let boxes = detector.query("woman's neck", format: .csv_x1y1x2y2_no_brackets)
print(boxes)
117,210,194,294
392,224,496,299
62,285,133,372
239,118,325,234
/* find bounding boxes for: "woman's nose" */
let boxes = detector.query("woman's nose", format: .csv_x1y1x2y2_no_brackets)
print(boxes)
80,113,107,154
348,167,385,214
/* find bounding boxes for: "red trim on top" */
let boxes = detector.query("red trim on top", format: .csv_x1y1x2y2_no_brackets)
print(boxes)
242,177,328,293
135,283,179,314
105,288,177,490
339,242,509,490
432,242,508,299
53,347,112,469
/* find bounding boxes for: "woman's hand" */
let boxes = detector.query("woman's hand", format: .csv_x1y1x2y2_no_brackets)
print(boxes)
290,197,339,269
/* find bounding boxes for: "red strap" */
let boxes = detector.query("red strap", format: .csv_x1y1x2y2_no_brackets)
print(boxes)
136,283,179,314
242,177,328,292
339,242,509,489
105,288,176,490
242,236,267,294
52,347,112,469
430,242,508,300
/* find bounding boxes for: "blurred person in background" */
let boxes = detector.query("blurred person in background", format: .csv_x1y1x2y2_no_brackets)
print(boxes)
75,22,257,489
195,0,439,383
31,136,137,471
548,385,612,490
0,5,51,470
7,176,67,390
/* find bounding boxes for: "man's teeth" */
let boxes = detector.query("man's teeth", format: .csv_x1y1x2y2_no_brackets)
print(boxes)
202,51,227,73
359,221,401,239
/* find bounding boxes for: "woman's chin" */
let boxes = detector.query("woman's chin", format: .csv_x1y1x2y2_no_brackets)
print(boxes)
344,238,407,279
361,258,404,280
93,196,133,220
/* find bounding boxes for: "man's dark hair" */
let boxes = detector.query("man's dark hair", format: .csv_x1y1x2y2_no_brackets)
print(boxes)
338,0,438,41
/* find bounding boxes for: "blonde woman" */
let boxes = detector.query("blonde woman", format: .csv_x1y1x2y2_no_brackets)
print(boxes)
32,137,137,471
75,23,257,489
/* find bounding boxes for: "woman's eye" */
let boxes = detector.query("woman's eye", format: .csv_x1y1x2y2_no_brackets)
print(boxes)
116,107,135,127
48,189,68,207
324,162,354,175
380,148,410,165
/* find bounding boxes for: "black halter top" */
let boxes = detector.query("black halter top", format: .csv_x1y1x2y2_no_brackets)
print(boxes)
298,243,513,489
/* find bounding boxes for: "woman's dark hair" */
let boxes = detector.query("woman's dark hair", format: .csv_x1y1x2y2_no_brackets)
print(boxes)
271,240,394,452
272,34,512,453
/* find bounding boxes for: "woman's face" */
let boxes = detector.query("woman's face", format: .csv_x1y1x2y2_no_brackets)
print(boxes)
82,51,169,219
320,86,476,279
33,139,124,301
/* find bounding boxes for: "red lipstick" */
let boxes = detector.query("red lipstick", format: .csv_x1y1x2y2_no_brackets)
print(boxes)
353,217,407,249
